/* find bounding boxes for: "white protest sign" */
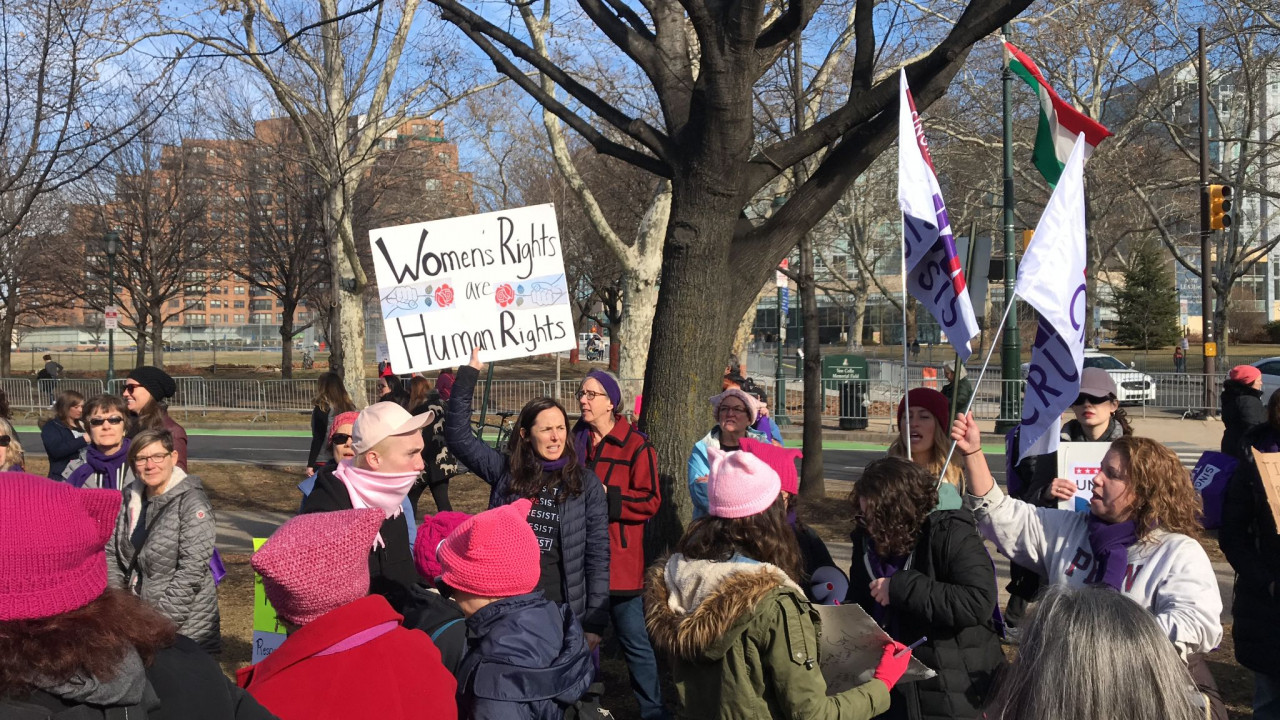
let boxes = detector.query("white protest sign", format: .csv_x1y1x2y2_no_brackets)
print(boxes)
369,204,576,373
814,603,935,693
1056,442,1109,512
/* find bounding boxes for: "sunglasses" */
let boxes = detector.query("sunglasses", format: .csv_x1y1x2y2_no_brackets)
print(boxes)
0,435,11,447
331,433,352,446
122,383,142,394
89,416,126,427
1071,394,1112,407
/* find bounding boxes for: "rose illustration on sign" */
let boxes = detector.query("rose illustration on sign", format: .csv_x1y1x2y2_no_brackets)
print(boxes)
495,283,516,308
435,284,454,308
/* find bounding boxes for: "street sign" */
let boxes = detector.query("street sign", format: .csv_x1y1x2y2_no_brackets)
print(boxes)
780,288,790,318
821,354,869,380
776,259,789,288
1205,342,1217,357
104,306,119,331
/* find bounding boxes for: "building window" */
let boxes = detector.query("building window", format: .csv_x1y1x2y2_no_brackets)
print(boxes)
235,286,246,295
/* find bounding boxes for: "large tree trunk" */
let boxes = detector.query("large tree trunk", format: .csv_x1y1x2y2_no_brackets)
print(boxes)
798,233,824,499
0,304,15,376
846,287,868,352
279,314,296,380
640,188,739,553
150,312,165,368
134,320,149,368
326,187,368,408
617,265,659,383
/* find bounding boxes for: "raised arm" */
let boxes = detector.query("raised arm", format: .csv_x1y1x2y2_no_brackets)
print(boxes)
442,349,509,486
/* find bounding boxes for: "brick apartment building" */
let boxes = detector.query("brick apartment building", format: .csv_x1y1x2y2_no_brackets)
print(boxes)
32,115,473,351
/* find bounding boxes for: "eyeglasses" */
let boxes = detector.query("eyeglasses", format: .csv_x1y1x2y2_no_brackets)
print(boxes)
134,453,172,466
89,416,125,427
1071,394,1112,407
122,383,142,395
576,390,607,401
331,433,352,446
718,404,748,416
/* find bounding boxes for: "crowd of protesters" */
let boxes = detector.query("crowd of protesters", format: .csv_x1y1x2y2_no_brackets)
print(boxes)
0,355,1262,720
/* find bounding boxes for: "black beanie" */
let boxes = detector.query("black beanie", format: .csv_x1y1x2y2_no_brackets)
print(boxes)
127,366,177,401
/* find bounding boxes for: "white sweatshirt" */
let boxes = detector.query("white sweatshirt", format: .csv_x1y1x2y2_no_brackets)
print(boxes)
966,483,1222,655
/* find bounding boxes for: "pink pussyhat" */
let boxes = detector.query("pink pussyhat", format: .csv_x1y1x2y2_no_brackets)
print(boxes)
706,445,782,519
414,511,472,580
438,499,540,598
252,508,385,626
739,436,803,495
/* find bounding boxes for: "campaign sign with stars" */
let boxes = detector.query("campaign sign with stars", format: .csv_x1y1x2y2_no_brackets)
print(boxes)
369,204,576,373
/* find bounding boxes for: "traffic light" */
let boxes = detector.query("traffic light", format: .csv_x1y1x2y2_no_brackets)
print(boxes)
1209,184,1233,231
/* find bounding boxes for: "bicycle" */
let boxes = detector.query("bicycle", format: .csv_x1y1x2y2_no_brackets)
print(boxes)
473,410,515,452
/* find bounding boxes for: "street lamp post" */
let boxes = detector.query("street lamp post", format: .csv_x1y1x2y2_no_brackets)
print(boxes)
995,22,1022,433
105,231,119,383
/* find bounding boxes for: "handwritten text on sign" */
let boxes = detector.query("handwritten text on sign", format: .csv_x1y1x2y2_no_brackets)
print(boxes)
369,204,576,373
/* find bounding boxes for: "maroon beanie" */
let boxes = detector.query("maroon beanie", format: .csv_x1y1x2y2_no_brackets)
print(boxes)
413,511,472,580
252,508,385,626
897,387,951,426
438,499,540,598
0,473,121,620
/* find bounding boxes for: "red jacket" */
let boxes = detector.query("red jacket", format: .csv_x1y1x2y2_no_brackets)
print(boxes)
583,416,661,593
237,594,457,720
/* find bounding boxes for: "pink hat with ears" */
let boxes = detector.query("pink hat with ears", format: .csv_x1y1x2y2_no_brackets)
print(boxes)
739,436,803,495
706,445,782,519
438,499,541,597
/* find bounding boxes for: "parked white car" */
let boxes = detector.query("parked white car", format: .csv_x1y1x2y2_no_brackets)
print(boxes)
1020,350,1157,404
1249,357,1280,400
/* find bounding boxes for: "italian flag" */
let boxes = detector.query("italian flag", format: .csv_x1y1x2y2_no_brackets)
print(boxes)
1004,40,1112,186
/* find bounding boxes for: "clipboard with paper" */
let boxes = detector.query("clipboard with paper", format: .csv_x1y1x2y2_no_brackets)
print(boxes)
814,603,936,693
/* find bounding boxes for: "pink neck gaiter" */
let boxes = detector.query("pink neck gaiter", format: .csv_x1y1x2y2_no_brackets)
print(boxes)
333,461,419,548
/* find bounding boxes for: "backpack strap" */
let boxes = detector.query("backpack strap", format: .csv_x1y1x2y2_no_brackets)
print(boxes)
429,617,463,642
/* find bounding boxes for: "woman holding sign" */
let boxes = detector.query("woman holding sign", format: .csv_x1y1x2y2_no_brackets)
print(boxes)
443,347,610,652
951,416,1225,716
1003,367,1132,627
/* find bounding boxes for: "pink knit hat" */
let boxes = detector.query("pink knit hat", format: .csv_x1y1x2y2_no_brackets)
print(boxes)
252,508,385,626
328,411,360,443
739,436,803,495
438,499,540,597
710,388,762,425
0,473,121,620
413,511,472,580
706,446,782,519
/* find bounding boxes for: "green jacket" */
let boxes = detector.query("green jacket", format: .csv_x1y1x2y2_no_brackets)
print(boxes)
646,555,891,720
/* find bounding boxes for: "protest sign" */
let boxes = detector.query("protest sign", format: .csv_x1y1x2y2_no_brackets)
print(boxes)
251,537,286,663
1056,442,1109,512
369,204,576,373
1250,449,1280,529
814,603,935,693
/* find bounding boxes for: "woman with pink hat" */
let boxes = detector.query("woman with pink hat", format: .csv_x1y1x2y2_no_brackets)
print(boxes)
647,445,912,718
687,386,767,518
1221,364,1266,461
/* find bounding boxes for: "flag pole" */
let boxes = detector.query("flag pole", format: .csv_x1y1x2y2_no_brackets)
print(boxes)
937,295,1017,484
948,219,980,428
901,215,912,461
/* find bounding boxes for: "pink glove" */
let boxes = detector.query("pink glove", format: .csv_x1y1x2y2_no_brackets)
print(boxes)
873,641,912,690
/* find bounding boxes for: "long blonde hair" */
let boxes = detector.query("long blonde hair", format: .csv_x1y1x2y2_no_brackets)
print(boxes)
888,419,962,488
0,417,26,470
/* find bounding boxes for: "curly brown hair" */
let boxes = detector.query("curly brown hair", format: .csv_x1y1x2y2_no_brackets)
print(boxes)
849,457,939,558
0,588,176,697
676,496,804,583
1108,436,1202,541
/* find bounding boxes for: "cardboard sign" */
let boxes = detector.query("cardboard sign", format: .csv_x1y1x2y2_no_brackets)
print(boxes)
814,603,935,693
251,538,287,663
1056,442,1110,512
369,204,576,373
1251,449,1280,529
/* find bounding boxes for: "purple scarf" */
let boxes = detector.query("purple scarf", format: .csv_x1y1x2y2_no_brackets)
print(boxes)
66,439,132,490
540,456,570,472
865,543,908,626
572,418,594,466
1086,516,1138,590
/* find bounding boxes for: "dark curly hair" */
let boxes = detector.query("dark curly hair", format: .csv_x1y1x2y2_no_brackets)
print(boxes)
0,588,176,698
849,457,938,558
507,396,582,503
676,496,804,583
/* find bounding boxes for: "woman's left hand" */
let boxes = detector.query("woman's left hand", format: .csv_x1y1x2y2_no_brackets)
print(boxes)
585,632,602,651
869,577,891,606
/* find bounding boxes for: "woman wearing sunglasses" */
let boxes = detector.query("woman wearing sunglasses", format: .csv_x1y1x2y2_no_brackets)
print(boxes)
1002,367,1133,627
106,429,220,654
63,395,135,490
0,417,25,472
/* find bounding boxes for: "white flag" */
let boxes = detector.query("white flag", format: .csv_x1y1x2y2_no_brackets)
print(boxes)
1015,133,1090,458
898,70,981,362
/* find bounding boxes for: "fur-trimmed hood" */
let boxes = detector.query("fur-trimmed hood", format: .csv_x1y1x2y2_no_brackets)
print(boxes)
645,554,802,662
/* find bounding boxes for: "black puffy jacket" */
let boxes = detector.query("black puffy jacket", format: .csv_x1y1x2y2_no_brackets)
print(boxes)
445,366,611,635
1221,380,1266,460
846,509,1005,720
1221,424,1280,675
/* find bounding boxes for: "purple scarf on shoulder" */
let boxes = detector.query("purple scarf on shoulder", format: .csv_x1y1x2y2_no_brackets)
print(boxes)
66,439,132,490
864,543,908,626
1086,516,1138,590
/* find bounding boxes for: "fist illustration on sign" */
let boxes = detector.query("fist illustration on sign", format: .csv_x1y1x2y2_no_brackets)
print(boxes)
385,286,419,311
435,284,454,308
495,283,516,308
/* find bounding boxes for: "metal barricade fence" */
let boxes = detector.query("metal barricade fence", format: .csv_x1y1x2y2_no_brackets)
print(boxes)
2,378,36,414
1132,372,1226,417
471,380,550,415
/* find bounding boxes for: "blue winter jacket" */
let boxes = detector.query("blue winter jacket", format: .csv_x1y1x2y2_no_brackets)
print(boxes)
687,425,767,519
456,591,593,719
41,420,87,480
444,366,611,635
